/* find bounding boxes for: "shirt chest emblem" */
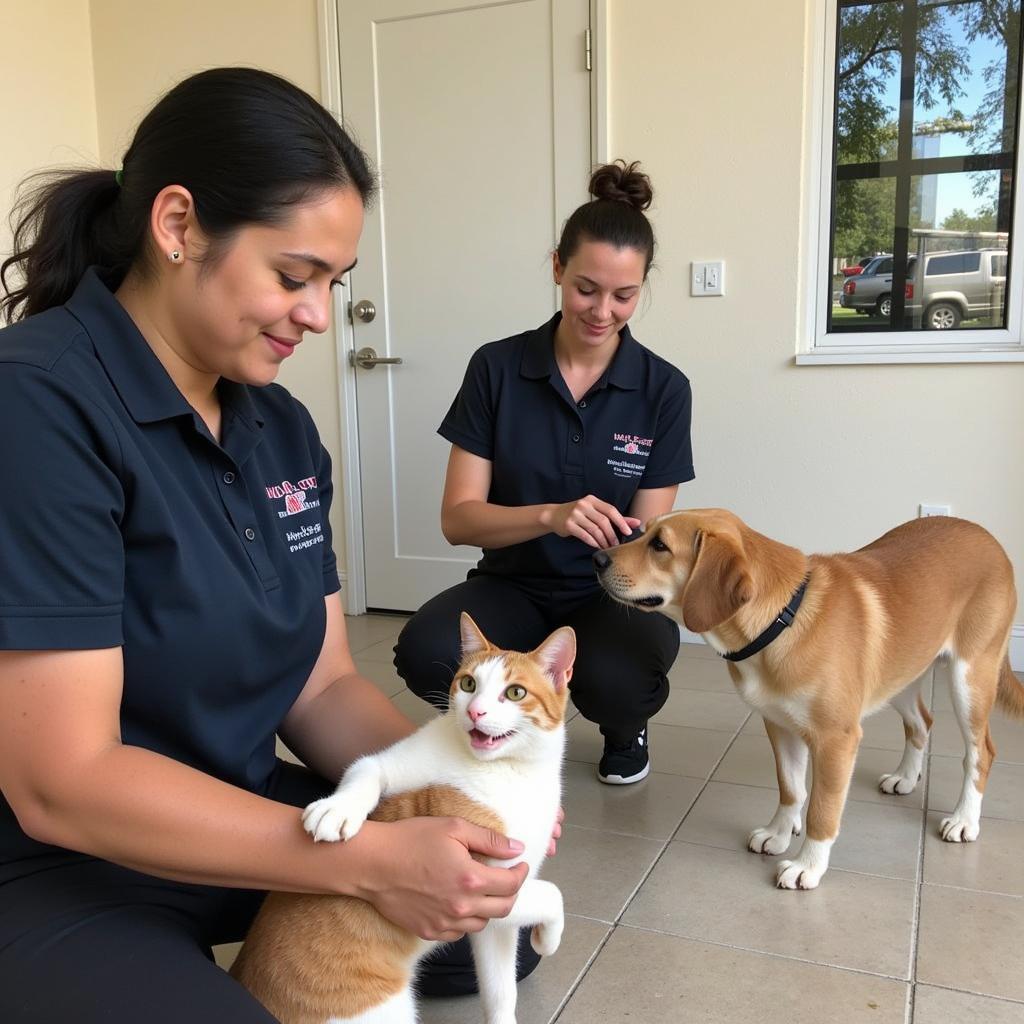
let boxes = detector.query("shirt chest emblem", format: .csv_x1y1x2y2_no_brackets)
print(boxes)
612,432,653,457
265,476,320,519
607,432,653,480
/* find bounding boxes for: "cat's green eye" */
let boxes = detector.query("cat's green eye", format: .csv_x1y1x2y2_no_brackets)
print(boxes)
505,684,527,702
458,676,476,693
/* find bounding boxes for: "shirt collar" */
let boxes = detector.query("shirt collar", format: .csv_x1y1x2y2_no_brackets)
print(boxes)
520,312,643,391
64,267,263,430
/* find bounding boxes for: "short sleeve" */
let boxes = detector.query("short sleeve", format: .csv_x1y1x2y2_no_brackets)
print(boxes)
437,348,495,460
295,399,341,597
0,366,126,649
640,372,695,488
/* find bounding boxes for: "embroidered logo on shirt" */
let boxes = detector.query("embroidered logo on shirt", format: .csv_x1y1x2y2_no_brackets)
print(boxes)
608,433,652,479
611,433,653,457
265,476,320,519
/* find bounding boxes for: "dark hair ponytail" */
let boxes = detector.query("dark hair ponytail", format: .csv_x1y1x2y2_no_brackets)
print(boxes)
2,67,376,324
556,160,656,276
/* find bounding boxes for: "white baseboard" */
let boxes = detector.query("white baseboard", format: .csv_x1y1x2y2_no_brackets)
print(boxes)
680,624,1024,672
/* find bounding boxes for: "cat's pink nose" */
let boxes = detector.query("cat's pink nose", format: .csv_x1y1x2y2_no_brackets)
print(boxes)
468,705,486,722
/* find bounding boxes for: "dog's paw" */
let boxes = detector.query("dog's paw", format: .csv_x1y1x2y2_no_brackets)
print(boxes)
302,791,373,843
530,916,563,957
878,771,919,796
775,858,825,890
748,826,796,856
940,814,980,843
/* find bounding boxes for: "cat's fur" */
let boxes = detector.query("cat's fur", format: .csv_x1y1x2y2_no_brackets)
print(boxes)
231,613,574,1024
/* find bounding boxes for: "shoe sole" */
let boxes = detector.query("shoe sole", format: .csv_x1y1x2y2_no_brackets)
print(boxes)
597,761,651,785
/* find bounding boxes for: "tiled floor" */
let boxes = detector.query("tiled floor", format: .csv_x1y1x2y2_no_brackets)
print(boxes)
223,613,1024,1023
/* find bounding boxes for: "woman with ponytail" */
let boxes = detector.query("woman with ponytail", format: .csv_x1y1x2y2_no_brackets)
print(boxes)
0,68,536,1022
396,161,694,787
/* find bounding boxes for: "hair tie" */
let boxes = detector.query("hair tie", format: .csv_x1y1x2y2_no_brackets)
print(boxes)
114,168,124,187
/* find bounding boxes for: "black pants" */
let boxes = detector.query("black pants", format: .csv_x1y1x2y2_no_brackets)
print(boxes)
0,761,537,1022
394,574,680,744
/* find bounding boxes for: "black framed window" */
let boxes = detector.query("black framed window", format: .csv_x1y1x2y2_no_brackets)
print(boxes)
828,0,1022,335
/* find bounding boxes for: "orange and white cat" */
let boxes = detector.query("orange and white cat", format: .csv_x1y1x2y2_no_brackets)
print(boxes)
231,613,574,1024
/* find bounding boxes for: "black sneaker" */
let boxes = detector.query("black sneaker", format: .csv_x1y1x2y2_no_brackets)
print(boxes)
597,725,650,784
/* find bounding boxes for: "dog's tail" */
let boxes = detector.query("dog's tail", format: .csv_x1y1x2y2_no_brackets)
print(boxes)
996,656,1024,719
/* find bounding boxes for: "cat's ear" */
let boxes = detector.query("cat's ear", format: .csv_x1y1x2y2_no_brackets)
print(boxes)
532,626,576,693
459,612,491,658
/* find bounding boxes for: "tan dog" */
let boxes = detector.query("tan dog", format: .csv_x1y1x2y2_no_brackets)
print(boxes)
595,509,1022,889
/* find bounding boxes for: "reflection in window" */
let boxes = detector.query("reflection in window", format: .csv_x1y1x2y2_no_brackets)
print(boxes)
828,0,1021,335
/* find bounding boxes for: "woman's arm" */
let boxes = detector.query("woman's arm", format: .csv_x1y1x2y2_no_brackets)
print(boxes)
279,593,416,783
441,445,640,550
628,484,680,527
0,644,526,941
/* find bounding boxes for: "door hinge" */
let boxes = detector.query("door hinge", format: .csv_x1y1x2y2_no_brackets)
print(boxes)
585,28,592,72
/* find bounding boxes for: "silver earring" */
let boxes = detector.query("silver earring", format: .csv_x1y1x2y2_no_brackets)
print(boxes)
168,250,183,263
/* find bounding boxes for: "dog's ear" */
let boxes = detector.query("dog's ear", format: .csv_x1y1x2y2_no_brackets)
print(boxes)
680,531,754,633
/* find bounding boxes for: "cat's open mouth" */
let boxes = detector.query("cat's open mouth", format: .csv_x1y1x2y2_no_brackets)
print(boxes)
469,728,515,750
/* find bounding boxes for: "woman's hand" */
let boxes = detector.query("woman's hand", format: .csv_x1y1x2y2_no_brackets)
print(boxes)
544,495,641,549
350,817,529,941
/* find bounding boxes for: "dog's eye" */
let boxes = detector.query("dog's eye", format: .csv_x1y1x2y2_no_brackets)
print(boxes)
458,676,476,693
650,535,670,553
504,684,527,702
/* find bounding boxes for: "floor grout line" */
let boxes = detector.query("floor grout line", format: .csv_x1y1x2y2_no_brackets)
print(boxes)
607,923,914,983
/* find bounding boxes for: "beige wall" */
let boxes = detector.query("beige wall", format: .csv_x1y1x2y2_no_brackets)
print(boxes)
86,0,347,562
5,1,1023,629
1,2,99,270
609,0,1023,620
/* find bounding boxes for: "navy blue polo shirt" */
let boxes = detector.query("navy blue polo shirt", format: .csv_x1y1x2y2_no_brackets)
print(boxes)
440,313,694,591
0,268,339,879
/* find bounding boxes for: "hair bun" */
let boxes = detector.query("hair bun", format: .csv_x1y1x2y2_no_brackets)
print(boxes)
588,160,653,211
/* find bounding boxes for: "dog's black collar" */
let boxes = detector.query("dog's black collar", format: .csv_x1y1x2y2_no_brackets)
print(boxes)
719,578,809,663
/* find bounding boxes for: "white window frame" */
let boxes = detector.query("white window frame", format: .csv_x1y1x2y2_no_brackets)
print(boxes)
798,0,1024,365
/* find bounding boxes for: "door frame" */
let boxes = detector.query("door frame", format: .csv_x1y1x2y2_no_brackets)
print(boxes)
316,0,609,614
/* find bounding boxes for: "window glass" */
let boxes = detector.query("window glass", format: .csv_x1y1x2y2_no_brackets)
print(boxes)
827,0,1020,336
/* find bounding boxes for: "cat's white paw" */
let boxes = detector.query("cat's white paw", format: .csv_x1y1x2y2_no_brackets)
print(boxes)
530,914,564,957
302,789,374,843
747,823,799,856
879,771,919,795
940,814,980,843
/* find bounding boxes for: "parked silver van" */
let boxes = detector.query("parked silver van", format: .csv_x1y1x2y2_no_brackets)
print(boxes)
905,248,1007,329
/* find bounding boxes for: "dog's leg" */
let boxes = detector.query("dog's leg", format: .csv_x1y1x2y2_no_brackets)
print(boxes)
748,718,808,855
879,676,932,795
776,724,861,890
941,654,998,843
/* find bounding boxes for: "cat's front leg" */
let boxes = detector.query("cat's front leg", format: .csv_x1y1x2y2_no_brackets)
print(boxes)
506,878,564,957
301,756,383,843
469,925,519,1024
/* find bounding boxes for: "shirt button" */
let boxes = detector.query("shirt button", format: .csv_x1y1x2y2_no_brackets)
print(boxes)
244,527,256,542
572,433,581,443
578,400,587,408
223,471,236,485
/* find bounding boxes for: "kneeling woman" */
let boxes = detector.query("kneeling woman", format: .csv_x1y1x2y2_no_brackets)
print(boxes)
395,160,694,786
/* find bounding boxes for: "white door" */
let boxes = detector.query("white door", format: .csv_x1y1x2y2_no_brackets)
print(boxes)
334,0,592,611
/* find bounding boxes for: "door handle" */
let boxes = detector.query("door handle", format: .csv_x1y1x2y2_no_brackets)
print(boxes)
349,346,403,370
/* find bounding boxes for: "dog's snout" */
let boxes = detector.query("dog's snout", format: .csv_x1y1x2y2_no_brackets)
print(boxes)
593,550,611,574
